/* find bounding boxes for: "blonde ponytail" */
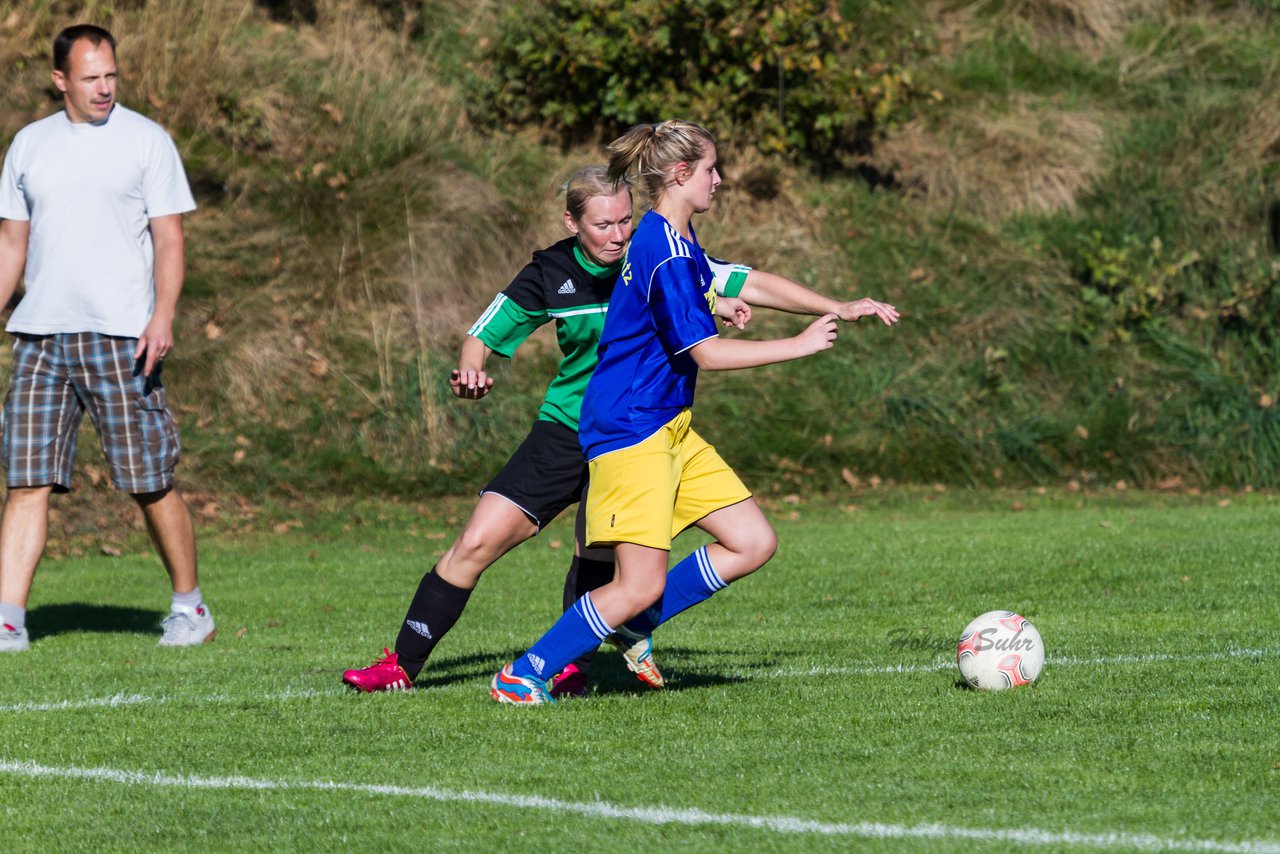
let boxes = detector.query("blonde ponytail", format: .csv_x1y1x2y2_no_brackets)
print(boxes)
606,120,715,204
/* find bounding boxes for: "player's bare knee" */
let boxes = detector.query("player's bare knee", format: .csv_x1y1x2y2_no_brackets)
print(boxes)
450,525,502,568
756,527,779,565
620,575,666,614
728,526,777,569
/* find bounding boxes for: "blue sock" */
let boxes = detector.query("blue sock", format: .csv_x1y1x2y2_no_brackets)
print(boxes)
512,593,614,681
623,546,727,635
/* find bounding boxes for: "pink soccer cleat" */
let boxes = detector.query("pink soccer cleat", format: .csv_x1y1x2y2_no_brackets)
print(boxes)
343,648,413,693
549,662,589,699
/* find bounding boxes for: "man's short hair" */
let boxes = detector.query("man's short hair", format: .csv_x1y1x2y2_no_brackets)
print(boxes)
52,24,116,73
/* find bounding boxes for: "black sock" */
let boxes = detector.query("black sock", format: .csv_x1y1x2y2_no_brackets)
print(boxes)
394,567,473,680
562,556,616,672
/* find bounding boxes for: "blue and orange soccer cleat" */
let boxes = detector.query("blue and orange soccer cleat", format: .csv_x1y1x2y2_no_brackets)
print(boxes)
608,627,665,689
549,662,588,699
343,648,413,693
490,662,555,705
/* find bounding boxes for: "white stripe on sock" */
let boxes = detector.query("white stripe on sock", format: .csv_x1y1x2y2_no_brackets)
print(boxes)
695,547,728,591
575,593,613,640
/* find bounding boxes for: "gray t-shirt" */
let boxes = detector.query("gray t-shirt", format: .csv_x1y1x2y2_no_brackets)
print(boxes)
0,104,196,337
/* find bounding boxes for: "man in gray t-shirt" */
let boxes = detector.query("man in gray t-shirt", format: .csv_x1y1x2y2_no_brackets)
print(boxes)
0,25,214,652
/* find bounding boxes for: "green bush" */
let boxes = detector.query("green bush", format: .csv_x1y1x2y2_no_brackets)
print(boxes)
1073,231,1201,342
469,0,930,163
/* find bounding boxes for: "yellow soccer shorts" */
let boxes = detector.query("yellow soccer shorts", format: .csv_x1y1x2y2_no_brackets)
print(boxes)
584,409,752,550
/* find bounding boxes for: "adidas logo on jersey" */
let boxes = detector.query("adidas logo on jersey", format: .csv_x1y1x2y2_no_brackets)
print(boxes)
404,620,433,639
558,279,576,295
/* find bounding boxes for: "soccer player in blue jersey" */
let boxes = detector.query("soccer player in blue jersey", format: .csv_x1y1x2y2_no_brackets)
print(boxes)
491,121,899,703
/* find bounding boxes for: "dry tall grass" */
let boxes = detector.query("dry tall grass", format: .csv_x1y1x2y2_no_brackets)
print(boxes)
1232,95,1280,184
962,0,1169,47
868,96,1109,220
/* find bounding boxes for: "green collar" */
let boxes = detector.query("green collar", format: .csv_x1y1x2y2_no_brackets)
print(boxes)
574,242,623,277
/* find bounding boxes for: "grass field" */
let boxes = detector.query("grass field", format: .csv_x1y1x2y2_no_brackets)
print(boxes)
1,490,1277,852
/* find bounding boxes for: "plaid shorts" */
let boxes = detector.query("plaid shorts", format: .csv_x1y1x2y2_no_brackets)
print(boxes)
2,333,181,494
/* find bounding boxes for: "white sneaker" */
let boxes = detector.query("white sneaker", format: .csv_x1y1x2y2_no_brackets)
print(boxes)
158,605,216,647
0,622,29,652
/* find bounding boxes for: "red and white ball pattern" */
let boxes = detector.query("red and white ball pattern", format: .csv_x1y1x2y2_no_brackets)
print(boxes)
956,610,1044,690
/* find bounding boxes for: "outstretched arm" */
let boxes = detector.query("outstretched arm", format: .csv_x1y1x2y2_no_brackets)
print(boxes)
450,334,496,400
740,270,899,326
690,314,839,371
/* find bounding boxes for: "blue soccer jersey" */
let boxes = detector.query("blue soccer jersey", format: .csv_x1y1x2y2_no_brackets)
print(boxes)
579,210,720,459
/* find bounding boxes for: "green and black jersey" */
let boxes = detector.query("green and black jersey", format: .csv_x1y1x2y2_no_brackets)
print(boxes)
467,236,751,431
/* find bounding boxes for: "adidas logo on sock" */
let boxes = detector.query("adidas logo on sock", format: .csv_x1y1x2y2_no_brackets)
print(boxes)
557,279,576,295
526,652,547,676
405,620,433,639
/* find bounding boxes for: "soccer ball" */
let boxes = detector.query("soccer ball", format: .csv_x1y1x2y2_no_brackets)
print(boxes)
956,610,1044,690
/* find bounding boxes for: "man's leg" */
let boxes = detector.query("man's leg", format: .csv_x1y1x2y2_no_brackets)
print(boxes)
0,486,54,651
136,487,214,645
135,487,198,593
0,486,53,606
1,334,81,650
66,333,205,643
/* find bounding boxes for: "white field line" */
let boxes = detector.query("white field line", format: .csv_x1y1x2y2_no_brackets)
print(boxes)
0,686,342,714
749,647,1280,679
0,759,1275,853
4,648,1276,715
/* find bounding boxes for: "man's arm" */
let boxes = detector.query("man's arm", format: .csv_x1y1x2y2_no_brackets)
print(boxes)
449,334,495,400
0,219,30,312
739,270,899,326
137,214,185,377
